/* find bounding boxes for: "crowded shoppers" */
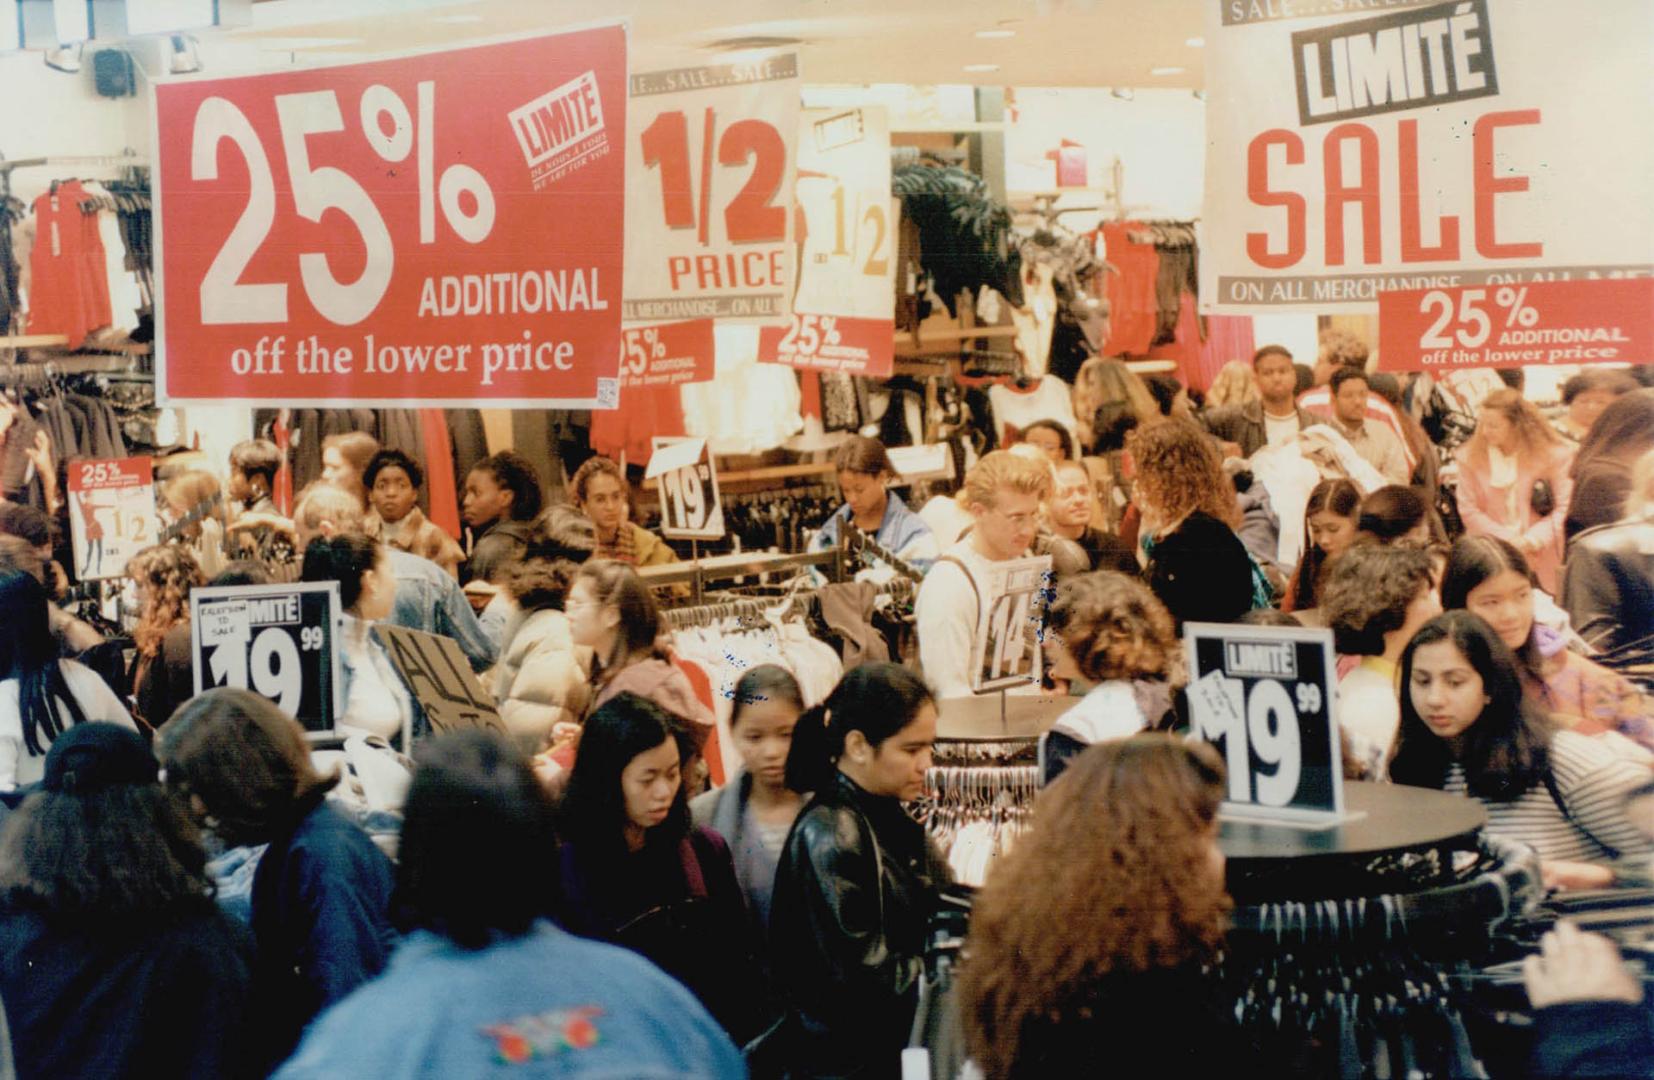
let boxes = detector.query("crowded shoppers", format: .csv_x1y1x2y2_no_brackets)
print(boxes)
363,448,465,577
301,533,417,743
570,455,680,568
462,450,545,584
1203,345,1314,457
1455,388,1575,593
809,435,938,570
125,543,205,731
1284,478,1361,614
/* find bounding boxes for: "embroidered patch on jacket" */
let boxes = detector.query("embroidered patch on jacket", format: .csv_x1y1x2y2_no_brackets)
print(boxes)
481,1006,604,1064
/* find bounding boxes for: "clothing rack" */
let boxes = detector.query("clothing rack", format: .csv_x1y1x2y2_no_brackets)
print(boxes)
840,527,926,584
640,548,846,604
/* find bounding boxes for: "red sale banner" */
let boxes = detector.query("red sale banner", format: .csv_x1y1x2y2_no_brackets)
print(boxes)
1377,278,1654,372
153,27,626,407
760,106,895,377
619,320,715,389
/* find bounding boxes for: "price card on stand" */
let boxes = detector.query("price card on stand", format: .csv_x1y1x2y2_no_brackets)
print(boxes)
970,555,1053,694
1377,279,1654,371
191,582,341,731
647,436,725,541
623,52,799,326
66,457,157,581
1184,622,1347,825
760,107,897,377
152,26,626,407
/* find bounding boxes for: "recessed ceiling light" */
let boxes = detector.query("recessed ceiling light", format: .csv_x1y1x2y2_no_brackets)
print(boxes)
1185,36,1205,48
1110,87,1135,100
974,29,1016,39
964,63,1000,72
1150,66,1186,76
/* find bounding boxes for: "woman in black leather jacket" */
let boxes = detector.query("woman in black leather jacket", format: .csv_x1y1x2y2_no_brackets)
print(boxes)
767,663,951,1080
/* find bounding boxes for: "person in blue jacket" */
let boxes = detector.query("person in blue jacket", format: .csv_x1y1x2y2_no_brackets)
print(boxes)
158,688,397,1072
275,730,744,1079
810,436,938,571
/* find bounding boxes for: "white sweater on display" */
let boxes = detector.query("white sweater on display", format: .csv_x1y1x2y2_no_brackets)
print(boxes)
0,660,135,790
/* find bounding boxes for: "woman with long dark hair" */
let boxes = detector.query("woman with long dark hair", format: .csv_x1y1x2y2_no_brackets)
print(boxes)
768,663,951,1079
1566,387,1654,540
1441,536,1651,752
0,723,252,1078
555,693,761,1043
959,736,1236,1078
301,533,413,743
1391,612,1653,890
0,570,133,791
1285,478,1361,613
276,731,744,1079
157,689,397,1070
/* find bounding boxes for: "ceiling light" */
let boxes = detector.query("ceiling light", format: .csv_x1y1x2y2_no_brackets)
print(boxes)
964,63,999,73
974,29,1016,39
1110,87,1134,100
1185,36,1205,47
169,35,201,75
43,43,83,73
1151,66,1186,76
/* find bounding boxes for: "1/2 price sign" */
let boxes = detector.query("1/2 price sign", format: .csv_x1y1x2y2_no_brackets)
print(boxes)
761,107,896,376
971,555,1053,694
623,53,799,325
646,436,725,541
154,26,626,407
191,582,341,731
1377,278,1654,371
66,457,157,581
1185,622,1343,822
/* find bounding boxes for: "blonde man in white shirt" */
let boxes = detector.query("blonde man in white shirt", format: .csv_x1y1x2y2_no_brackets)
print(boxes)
916,452,1051,701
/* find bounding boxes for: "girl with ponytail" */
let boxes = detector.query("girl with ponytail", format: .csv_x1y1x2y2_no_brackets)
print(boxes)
766,662,951,1078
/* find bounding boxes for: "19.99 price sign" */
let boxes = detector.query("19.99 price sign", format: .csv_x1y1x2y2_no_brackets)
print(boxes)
1377,278,1654,371
761,107,896,377
1184,622,1344,822
646,437,725,541
623,54,799,325
154,26,625,407
191,583,341,731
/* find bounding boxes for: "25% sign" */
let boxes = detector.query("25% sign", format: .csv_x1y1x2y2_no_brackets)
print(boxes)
1379,278,1654,371
191,81,495,329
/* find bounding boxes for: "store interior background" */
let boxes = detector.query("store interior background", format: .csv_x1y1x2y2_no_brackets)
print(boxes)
0,0,1323,371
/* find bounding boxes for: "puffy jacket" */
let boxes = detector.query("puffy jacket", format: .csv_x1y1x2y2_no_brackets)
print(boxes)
488,606,592,753
769,772,952,1079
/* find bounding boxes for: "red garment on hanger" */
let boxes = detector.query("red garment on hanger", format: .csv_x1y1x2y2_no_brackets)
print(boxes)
1197,314,1257,393
1098,223,1160,356
590,385,686,468
26,182,111,349
419,409,462,539
672,657,724,788
1145,290,1203,389
273,411,293,516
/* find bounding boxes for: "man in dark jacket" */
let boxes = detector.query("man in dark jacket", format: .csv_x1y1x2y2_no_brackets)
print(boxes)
1203,346,1315,459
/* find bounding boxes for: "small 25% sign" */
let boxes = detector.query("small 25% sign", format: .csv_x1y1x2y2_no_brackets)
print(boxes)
622,327,669,378
193,82,496,326
775,314,842,360
1417,285,1539,350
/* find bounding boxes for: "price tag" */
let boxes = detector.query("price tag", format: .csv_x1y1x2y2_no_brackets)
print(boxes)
886,444,954,485
623,53,799,324
375,623,509,738
153,26,626,406
1377,278,1654,371
65,457,158,581
618,319,716,389
970,555,1054,693
1184,622,1344,822
760,107,896,376
646,436,725,541
191,582,341,731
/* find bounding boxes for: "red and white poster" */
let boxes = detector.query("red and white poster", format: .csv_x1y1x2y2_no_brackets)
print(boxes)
1201,0,1654,312
1377,278,1654,372
761,106,897,377
153,26,626,406
622,52,798,326
618,319,716,389
66,457,157,581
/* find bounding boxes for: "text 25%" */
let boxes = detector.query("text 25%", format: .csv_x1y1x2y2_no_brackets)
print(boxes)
1418,286,1539,350
192,83,496,326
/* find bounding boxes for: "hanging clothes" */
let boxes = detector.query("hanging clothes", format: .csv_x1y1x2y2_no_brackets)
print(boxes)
679,324,802,457
1097,222,1160,356
1144,290,1205,391
419,410,461,539
986,376,1079,448
1198,313,1257,394
25,181,111,349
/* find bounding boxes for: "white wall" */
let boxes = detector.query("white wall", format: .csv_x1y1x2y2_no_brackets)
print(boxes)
0,48,149,204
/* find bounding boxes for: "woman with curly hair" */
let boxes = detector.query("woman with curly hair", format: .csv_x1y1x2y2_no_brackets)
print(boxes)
959,735,1236,1078
1128,419,1264,626
1204,359,1261,410
1039,572,1180,784
126,544,205,731
1455,387,1574,593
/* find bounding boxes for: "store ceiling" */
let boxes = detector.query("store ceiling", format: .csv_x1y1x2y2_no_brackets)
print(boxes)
236,0,1208,89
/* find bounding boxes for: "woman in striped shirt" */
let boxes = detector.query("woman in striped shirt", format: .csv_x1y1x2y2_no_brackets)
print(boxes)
1391,611,1653,891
